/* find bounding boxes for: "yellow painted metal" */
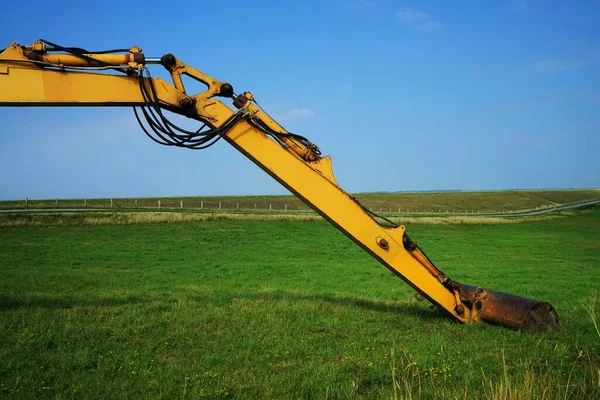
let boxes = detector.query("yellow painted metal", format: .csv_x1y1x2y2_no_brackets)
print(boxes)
203,100,470,322
233,91,321,162
0,66,183,108
164,57,227,98
20,40,144,68
0,48,181,108
0,43,181,108
36,53,142,67
0,41,471,323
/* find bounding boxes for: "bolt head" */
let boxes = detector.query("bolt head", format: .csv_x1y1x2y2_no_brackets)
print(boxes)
377,238,389,250
179,98,193,108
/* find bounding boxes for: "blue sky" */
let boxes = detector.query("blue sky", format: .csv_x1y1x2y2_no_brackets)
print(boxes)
0,0,598,199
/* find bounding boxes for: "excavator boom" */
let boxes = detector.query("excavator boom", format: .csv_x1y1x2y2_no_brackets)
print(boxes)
0,40,560,331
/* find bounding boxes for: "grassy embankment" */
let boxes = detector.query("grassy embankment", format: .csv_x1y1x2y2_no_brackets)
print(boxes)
0,210,561,227
1,188,599,215
1,206,599,398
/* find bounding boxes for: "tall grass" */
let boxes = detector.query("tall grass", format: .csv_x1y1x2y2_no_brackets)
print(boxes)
0,211,564,228
0,211,322,227
482,296,600,400
390,318,600,400
2,188,598,213
585,293,600,339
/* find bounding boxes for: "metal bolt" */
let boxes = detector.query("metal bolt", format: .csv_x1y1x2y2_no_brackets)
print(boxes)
161,53,176,68
377,238,389,250
219,83,234,97
180,98,193,108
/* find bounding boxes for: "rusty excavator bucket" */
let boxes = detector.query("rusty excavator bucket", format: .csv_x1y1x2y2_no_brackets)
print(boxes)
404,235,560,331
455,283,561,331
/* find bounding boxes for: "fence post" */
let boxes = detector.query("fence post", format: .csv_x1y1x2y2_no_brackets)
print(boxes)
135,199,137,207
25,198,28,207
180,200,183,209
219,202,221,210
158,200,161,208
269,204,272,211
110,198,113,207
236,203,239,210
56,197,59,206
285,205,288,211
254,203,256,210
84,199,87,207
201,201,203,210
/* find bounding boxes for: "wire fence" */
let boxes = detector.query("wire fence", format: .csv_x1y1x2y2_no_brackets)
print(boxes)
0,197,571,216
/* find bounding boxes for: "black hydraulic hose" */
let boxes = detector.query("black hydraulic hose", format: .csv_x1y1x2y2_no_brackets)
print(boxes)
362,206,399,228
59,47,131,54
38,39,128,74
140,70,212,138
248,117,320,154
133,107,174,146
134,66,393,226
134,69,248,150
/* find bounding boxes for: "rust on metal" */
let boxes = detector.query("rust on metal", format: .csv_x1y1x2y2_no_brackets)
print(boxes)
233,93,249,109
179,97,194,109
456,283,560,331
377,237,389,250
132,52,145,65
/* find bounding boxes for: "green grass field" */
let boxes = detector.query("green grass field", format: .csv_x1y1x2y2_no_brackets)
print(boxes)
2,188,599,214
1,207,599,399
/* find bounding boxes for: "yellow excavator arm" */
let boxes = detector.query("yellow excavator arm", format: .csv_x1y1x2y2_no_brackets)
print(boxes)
0,40,560,331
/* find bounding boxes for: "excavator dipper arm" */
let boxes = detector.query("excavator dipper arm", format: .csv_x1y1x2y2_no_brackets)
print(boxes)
0,40,560,330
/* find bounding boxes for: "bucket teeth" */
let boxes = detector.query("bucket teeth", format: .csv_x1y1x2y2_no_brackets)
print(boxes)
456,283,560,331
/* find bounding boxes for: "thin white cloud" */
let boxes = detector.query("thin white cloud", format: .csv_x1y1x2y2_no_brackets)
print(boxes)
395,7,441,31
276,108,315,122
524,58,586,73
